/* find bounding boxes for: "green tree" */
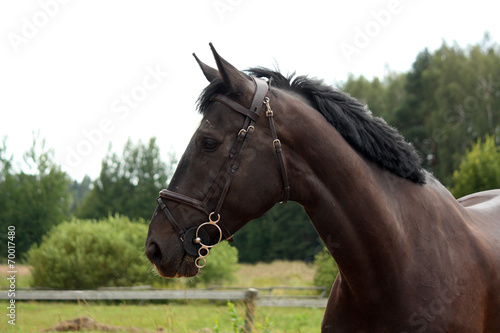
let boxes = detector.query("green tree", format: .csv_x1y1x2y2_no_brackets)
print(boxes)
68,175,92,213
340,36,500,186
451,134,500,198
341,74,386,116
313,247,339,295
392,48,436,170
0,138,12,183
340,72,407,124
0,136,70,259
396,36,500,185
75,137,175,220
233,202,322,263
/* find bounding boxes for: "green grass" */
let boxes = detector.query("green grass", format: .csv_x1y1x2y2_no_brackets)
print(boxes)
0,300,324,332
0,262,325,332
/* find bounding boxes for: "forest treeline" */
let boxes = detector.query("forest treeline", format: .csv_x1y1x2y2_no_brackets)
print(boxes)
1,37,499,262
341,34,500,185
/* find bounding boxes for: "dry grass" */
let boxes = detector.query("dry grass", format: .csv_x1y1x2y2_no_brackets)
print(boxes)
233,260,315,288
0,264,31,276
0,264,32,289
0,261,316,289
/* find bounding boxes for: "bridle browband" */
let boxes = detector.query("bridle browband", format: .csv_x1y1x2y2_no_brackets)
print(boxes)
156,77,290,268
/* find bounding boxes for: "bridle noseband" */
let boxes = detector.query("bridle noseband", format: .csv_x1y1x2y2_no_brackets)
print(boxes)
156,77,290,268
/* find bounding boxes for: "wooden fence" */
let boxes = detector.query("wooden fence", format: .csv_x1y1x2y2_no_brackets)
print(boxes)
1,287,328,332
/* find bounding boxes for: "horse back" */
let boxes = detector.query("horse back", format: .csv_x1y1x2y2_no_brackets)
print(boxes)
458,189,500,210
457,189,500,332
458,189,500,239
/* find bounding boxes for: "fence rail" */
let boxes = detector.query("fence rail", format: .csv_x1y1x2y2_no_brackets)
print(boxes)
2,289,251,301
208,285,328,298
0,287,327,332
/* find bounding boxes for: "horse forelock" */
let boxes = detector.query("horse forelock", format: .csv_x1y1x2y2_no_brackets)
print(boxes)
196,77,226,116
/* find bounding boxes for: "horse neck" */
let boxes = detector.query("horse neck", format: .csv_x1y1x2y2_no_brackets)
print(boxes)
281,100,435,296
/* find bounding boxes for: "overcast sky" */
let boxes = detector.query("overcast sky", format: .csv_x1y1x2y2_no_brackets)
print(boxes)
2,0,499,181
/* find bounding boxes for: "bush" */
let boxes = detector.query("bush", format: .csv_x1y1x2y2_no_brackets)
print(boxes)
313,247,339,295
187,241,239,287
451,134,500,198
28,215,239,289
27,215,154,289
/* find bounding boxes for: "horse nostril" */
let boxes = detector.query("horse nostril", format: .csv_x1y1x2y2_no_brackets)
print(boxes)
145,241,162,264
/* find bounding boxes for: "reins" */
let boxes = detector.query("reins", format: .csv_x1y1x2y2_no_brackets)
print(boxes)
156,76,289,268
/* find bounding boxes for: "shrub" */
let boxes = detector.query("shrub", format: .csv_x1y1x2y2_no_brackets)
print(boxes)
313,247,339,295
451,134,500,198
27,215,156,289
28,215,239,289
187,241,239,287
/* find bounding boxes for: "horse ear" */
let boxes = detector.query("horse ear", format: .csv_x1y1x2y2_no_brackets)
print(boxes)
193,53,220,82
209,43,251,93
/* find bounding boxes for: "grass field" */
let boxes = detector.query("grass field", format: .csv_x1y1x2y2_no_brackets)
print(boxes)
0,262,326,332
0,300,325,332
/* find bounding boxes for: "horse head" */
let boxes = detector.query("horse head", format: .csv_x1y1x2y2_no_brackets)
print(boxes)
145,44,289,277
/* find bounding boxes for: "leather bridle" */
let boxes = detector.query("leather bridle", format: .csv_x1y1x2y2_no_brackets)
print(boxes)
156,76,290,268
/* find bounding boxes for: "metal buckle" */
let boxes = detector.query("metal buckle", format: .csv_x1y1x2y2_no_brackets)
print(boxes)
238,125,255,137
273,139,281,149
264,97,273,117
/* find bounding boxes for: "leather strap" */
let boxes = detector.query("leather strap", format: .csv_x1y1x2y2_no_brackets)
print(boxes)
155,76,290,249
210,77,269,121
157,197,183,237
211,95,260,122
159,189,211,215
249,77,270,114
158,191,234,241
264,97,291,203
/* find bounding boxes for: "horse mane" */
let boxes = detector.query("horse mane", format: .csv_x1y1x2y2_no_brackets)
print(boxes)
197,68,426,184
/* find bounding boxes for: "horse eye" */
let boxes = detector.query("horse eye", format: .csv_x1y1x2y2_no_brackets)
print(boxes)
202,139,219,152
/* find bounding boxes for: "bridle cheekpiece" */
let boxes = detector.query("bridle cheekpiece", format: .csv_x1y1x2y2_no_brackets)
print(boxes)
156,76,290,268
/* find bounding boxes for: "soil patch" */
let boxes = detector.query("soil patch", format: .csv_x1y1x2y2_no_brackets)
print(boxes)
44,316,165,332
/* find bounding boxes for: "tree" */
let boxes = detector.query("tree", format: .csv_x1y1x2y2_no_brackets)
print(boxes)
68,175,92,213
0,136,70,259
75,137,176,220
0,138,12,183
392,48,436,171
451,134,500,198
398,37,500,185
233,202,322,263
339,36,500,187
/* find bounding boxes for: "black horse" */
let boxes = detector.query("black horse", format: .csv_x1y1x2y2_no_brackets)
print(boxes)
146,44,500,332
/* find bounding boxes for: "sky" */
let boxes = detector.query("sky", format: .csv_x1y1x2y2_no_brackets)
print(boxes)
1,0,499,181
